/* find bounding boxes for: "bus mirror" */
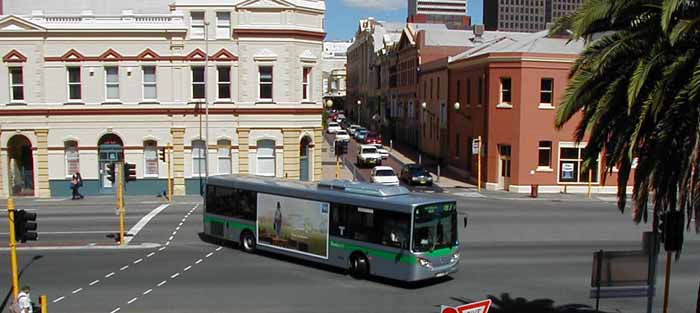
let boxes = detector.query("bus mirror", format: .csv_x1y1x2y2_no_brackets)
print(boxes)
463,216,468,229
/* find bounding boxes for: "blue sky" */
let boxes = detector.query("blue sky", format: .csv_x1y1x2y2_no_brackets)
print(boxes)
325,0,483,41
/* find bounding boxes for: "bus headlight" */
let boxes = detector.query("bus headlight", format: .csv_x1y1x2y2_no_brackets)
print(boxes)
417,257,432,268
450,253,460,263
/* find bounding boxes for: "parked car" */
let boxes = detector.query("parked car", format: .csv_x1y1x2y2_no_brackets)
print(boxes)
336,114,346,122
335,130,350,142
374,145,389,159
340,120,351,130
348,124,361,136
356,145,383,167
400,164,433,186
371,166,400,186
364,131,382,145
327,122,341,134
355,129,368,142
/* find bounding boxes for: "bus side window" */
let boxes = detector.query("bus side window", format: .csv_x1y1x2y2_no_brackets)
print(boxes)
330,203,351,239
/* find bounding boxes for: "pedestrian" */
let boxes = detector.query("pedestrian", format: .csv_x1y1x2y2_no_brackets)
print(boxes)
76,172,84,199
16,285,32,313
71,174,80,200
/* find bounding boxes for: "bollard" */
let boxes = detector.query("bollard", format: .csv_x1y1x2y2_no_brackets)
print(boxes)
530,184,538,198
437,164,441,182
419,154,422,165
390,140,393,152
40,294,48,313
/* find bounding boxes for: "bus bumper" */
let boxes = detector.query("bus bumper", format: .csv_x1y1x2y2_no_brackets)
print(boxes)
410,260,459,281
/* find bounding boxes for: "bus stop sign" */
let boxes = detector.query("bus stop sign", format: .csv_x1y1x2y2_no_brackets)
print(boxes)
442,299,491,313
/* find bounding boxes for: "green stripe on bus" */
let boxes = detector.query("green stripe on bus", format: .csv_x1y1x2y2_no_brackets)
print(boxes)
425,247,458,258
330,240,417,265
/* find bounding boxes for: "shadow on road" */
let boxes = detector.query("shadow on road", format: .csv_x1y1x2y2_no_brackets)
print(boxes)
446,293,605,313
1,255,43,312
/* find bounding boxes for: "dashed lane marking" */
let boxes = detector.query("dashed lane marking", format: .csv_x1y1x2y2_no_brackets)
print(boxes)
105,272,115,278
184,266,192,272
53,296,65,303
143,289,152,295
195,259,203,264
157,280,167,287
72,288,82,294
171,273,180,279
89,280,99,286
215,247,222,252
134,258,143,264
119,265,129,271
147,252,155,258
158,247,167,251
127,297,138,304
110,307,121,313
205,252,213,258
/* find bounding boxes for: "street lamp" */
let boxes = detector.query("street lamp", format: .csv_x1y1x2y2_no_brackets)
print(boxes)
325,99,334,108
421,102,427,109
454,102,461,111
357,100,362,124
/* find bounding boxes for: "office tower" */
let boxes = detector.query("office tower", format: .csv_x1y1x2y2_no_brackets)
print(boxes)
408,0,471,29
484,0,583,32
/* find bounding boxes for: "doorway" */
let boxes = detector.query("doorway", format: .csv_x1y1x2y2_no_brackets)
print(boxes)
300,136,312,181
98,134,124,194
498,144,512,191
7,135,34,197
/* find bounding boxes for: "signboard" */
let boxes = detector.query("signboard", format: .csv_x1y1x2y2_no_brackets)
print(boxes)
257,193,330,259
590,250,652,299
472,139,480,155
441,300,492,313
561,162,575,180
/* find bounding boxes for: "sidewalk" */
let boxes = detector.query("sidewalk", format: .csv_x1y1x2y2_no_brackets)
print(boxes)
321,137,354,181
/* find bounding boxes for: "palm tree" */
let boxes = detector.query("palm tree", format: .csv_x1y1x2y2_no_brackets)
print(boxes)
552,0,700,253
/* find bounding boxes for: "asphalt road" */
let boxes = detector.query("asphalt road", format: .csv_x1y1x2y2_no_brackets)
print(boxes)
1,194,699,313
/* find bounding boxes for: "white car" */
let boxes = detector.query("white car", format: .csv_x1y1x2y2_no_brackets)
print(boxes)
374,144,389,159
371,166,400,186
335,130,350,142
327,122,341,134
336,114,346,122
348,124,362,136
356,145,383,167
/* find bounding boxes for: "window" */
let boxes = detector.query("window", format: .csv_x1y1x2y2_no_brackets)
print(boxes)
329,203,410,249
540,78,553,105
466,79,471,105
68,67,81,100
256,139,275,177
192,140,206,176
216,12,230,39
192,67,205,100
500,77,512,104
538,141,552,168
142,66,157,100
144,141,158,176
559,144,599,183
217,140,231,175
217,66,231,100
9,67,23,101
105,67,119,101
190,12,205,39
65,141,79,176
302,67,311,101
205,186,257,221
259,66,273,100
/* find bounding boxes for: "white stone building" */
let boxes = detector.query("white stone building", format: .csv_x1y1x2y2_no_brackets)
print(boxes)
0,0,326,198
321,40,350,107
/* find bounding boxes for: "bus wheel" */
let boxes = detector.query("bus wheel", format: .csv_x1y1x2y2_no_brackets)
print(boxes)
241,231,256,253
349,253,369,279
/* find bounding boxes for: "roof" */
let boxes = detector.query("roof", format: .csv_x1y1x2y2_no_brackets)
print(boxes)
449,30,584,63
422,28,472,47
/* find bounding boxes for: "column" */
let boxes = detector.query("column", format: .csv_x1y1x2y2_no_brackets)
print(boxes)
34,129,50,198
171,128,186,196
283,128,301,180
237,128,250,174
313,128,322,181
0,130,4,198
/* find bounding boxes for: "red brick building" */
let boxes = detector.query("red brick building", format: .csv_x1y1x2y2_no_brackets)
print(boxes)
447,31,633,193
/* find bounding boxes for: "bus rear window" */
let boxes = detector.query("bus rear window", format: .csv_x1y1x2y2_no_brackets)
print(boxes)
206,185,257,221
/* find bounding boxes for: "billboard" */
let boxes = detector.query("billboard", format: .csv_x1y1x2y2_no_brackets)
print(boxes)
257,193,329,259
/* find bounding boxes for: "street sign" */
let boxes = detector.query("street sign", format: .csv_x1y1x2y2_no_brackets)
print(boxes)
441,299,491,313
562,162,575,180
472,139,480,155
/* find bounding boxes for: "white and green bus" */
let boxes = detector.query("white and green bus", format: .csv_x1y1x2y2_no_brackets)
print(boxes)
204,175,461,282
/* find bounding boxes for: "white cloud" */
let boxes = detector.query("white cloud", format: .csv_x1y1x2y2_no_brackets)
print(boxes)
342,0,406,11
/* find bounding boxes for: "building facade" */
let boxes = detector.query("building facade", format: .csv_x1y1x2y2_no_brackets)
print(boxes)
484,0,583,32
322,41,351,109
0,0,326,198
447,31,632,193
407,0,470,29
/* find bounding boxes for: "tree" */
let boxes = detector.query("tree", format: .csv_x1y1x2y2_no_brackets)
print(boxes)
552,0,700,254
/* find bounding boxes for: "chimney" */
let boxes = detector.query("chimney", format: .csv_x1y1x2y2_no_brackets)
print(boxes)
473,24,485,43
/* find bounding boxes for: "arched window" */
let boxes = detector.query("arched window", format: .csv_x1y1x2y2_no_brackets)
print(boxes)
256,139,275,177
65,141,79,176
192,140,206,176
144,140,158,176
217,140,231,174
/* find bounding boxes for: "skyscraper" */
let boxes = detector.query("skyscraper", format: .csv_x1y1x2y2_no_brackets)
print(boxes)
407,0,471,30
484,0,583,32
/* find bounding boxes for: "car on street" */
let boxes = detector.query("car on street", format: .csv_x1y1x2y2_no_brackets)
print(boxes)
400,164,433,186
336,113,346,122
335,130,350,142
356,145,383,167
340,119,351,129
327,122,341,134
374,145,389,159
355,129,368,142
370,166,400,186
348,124,361,136
364,131,382,145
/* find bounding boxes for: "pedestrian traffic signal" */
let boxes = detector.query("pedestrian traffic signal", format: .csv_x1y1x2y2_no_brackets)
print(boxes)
14,209,38,242
124,163,137,182
661,211,684,252
159,147,167,162
335,140,348,156
107,163,116,183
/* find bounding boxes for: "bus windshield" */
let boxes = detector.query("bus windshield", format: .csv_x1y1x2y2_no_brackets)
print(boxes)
412,202,457,252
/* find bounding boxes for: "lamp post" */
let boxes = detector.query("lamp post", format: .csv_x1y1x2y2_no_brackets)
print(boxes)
357,100,362,124
204,21,210,185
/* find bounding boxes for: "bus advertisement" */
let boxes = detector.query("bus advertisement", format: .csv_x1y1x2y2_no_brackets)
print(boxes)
257,193,330,259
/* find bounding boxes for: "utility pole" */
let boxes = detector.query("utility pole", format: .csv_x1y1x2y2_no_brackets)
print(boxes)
7,197,19,298
477,136,482,192
168,143,173,203
204,21,210,186
117,161,125,246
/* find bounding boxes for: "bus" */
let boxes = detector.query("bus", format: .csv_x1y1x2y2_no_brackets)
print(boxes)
204,175,461,282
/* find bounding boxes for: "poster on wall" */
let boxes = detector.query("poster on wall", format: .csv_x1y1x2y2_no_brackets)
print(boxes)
562,162,576,180
257,193,330,259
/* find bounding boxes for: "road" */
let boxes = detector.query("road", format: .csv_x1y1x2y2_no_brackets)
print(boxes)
0,194,698,313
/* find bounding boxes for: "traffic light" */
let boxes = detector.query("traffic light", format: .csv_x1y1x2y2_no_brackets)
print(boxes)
334,140,348,156
124,162,136,182
660,211,684,252
14,209,38,243
159,147,167,162
107,163,116,183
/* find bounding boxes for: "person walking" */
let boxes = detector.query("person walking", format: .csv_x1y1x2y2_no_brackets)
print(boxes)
16,285,32,313
71,174,80,200
75,172,84,199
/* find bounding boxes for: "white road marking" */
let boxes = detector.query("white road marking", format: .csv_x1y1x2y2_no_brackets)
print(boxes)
176,226,180,231
165,241,170,246
205,252,213,258
178,223,183,226
169,236,174,241
110,308,121,313
89,280,100,286
72,288,82,294
127,297,138,304
172,231,177,235
171,273,180,279
147,252,155,258
195,259,203,264
125,204,171,244
157,280,167,287
143,289,152,295
120,265,129,271
105,272,115,278
53,296,65,303
0,230,119,235
158,247,166,251
184,266,192,271
134,258,143,264
215,246,222,251
0,242,161,252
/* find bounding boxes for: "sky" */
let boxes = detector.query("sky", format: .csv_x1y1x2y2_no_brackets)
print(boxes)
325,0,483,41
